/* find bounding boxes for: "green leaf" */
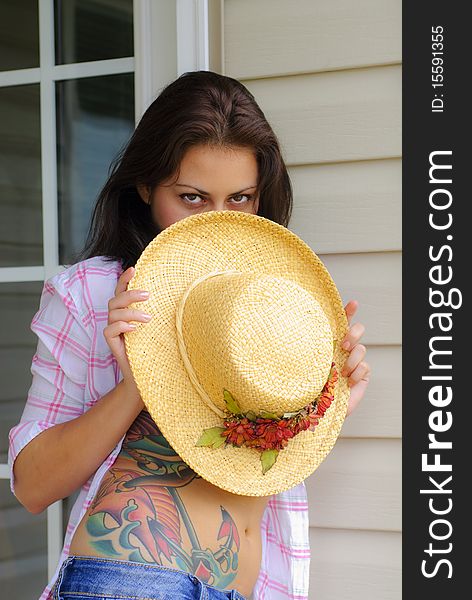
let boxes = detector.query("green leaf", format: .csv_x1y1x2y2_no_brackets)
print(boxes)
223,389,242,414
260,449,279,474
282,411,298,419
260,410,279,419
196,427,226,448
245,411,257,422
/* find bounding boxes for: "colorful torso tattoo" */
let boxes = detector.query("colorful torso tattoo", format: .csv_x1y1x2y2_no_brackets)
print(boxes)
83,410,240,589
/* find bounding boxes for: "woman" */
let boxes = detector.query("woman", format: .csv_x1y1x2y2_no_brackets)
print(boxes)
8,70,371,600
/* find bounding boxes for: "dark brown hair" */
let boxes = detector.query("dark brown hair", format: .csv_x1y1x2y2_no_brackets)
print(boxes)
76,70,293,270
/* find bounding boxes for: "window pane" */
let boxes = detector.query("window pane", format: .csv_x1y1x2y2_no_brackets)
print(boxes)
0,0,39,71
0,281,44,463
54,0,133,65
0,85,43,267
56,73,134,265
0,480,48,597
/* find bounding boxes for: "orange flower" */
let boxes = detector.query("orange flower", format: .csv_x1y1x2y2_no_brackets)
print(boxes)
203,362,337,454
221,417,255,446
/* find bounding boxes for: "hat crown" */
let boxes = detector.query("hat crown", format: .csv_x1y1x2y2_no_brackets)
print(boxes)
179,271,334,416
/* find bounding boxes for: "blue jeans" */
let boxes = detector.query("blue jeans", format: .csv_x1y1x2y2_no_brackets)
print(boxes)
52,556,248,600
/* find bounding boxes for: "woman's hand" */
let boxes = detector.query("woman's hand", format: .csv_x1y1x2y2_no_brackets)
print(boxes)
341,300,371,416
104,266,152,396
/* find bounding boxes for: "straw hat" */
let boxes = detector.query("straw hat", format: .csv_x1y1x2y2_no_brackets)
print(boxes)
124,210,350,496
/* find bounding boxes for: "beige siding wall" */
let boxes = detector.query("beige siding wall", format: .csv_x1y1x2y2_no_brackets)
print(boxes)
223,1,402,598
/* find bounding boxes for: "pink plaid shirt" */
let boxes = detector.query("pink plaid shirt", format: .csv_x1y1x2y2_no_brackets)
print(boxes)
8,255,310,600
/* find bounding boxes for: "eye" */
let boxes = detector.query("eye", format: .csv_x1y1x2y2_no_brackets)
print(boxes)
180,193,205,205
231,194,254,204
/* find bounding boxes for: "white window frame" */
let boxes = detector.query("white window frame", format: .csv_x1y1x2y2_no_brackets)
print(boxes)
0,0,217,582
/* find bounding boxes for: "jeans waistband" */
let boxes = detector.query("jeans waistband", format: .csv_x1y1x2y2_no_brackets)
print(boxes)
53,555,247,600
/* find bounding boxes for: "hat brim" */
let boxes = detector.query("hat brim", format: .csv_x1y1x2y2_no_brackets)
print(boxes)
124,210,349,496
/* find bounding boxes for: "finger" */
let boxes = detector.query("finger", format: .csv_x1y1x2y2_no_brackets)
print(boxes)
115,266,135,296
344,300,358,326
347,360,370,387
109,288,150,311
109,307,153,324
342,322,366,350
341,345,367,377
104,320,137,340
346,379,370,416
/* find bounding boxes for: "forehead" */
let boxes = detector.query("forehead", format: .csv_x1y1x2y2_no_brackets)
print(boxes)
177,145,258,186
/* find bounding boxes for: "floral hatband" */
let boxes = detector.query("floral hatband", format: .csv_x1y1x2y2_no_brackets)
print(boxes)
196,362,338,474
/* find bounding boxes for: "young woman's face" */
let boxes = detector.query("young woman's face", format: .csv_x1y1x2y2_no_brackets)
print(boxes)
138,144,260,230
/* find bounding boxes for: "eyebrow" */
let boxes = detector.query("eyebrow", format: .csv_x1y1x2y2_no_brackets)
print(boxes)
175,183,258,195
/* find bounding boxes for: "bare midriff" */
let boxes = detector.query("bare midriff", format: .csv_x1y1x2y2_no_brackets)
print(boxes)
68,409,269,598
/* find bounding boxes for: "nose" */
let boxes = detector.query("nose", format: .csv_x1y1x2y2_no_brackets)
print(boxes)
205,199,231,212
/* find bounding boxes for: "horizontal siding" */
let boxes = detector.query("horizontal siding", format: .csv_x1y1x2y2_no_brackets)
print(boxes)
225,0,401,78
289,159,401,254
306,439,401,531
318,252,401,345
309,528,401,600
224,0,402,596
340,345,401,438
1,253,402,346
242,65,401,164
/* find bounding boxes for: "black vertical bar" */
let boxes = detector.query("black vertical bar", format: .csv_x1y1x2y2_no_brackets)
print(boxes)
403,3,467,597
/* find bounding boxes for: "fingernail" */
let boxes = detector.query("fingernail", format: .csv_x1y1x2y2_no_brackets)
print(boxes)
137,291,149,298
142,314,152,321
342,341,350,350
